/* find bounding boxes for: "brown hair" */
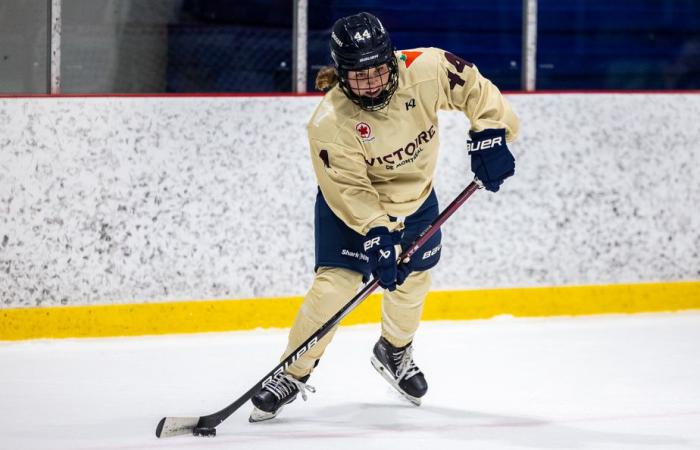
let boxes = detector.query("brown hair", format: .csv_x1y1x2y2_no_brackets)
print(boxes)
315,66,339,92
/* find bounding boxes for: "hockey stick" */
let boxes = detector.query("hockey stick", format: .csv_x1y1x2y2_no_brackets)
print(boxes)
155,179,482,438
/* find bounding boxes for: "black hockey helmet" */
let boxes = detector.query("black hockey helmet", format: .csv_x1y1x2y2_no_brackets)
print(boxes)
330,12,398,111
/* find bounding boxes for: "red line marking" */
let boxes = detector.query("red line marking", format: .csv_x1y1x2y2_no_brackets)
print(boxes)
0,90,698,100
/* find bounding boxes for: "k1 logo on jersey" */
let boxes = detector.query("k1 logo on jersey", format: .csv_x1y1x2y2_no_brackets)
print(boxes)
356,122,375,142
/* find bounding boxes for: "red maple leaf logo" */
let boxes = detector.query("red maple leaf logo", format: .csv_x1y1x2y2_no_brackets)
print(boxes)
356,122,372,139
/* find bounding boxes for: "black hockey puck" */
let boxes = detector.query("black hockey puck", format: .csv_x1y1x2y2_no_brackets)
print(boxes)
193,427,217,437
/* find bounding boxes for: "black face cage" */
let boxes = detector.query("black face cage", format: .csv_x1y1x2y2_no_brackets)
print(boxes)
337,55,399,111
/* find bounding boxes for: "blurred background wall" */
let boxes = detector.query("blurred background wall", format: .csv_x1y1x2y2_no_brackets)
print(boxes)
1,0,698,94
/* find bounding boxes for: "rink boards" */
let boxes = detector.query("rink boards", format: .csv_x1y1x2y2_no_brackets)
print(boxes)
1,93,699,339
1,281,700,340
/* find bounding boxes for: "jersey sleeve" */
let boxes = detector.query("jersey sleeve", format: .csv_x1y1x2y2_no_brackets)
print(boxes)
309,137,399,236
434,48,520,142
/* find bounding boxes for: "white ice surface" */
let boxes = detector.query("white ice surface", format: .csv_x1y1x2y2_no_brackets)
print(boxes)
1,313,699,450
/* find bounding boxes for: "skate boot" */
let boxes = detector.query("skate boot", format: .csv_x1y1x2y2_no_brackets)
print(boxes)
249,373,314,422
370,336,428,405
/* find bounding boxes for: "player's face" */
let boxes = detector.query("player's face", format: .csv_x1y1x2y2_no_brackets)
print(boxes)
346,64,391,98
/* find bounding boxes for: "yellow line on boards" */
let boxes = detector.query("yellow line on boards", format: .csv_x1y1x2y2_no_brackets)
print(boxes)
1,281,698,341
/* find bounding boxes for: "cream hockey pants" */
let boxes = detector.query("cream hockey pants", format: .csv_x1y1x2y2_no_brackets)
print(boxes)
282,266,432,379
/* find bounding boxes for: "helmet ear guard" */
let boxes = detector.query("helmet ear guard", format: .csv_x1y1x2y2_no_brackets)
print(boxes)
330,12,399,111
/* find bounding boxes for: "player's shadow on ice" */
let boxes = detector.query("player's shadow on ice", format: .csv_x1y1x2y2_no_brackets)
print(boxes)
292,402,690,448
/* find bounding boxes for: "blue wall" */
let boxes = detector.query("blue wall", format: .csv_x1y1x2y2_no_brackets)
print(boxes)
537,0,700,89
166,0,700,92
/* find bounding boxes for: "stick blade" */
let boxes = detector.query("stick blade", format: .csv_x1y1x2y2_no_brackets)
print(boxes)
155,416,200,438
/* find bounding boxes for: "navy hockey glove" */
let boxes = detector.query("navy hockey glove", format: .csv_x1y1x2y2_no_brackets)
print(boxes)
467,128,515,192
396,261,412,286
363,227,402,291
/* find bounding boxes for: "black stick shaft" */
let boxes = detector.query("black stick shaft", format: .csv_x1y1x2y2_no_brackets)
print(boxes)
196,180,480,429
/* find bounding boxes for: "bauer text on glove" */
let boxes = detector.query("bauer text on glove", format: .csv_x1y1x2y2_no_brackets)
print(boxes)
467,128,515,192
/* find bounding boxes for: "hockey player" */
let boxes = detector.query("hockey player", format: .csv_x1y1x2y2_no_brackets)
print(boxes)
249,12,519,422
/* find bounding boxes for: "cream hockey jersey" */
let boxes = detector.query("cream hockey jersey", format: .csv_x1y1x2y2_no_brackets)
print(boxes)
307,47,520,236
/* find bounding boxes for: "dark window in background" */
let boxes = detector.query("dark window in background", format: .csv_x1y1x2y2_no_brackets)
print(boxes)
61,0,177,94
0,0,48,94
59,0,294,94
167,0,293,93
307,0,523,92
538,0,700,89
1,1,698,94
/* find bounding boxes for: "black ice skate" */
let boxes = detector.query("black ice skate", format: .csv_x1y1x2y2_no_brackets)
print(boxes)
249,373,314,422
370,337,428,406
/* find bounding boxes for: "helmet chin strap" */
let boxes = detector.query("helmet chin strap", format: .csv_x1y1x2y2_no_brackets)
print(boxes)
360,89,391,110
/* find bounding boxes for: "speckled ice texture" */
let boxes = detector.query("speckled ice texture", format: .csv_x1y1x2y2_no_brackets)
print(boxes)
1,94,699,307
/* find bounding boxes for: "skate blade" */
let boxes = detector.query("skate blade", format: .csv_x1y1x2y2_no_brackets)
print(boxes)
370,356,422,406
249,406,283,423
